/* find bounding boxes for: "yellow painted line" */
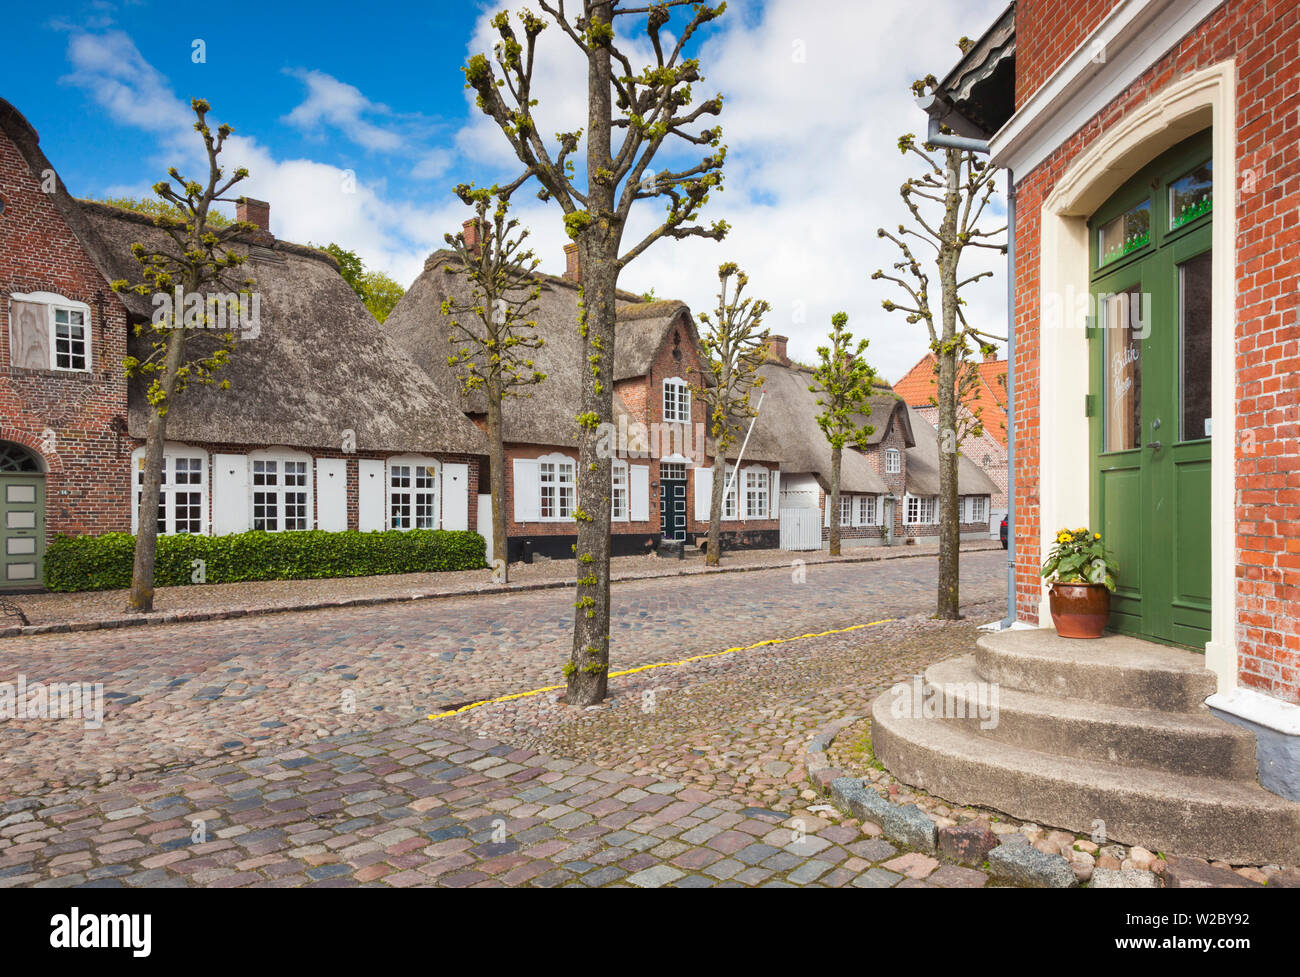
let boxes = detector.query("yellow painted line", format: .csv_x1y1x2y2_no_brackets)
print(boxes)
426,618,896,721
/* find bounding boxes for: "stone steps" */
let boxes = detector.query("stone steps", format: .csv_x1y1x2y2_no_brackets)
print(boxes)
923,656,1259,780
871,629,1300,865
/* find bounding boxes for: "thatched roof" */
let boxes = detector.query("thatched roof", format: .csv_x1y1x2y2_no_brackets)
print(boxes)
79,203,487,455
385,250,778,461
904,405,1000,497
750,361,886,494
856,394,915,447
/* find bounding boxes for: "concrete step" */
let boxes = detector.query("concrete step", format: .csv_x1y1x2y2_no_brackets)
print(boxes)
923,657,1259,780
871,691,1300,864
975,629,1218,712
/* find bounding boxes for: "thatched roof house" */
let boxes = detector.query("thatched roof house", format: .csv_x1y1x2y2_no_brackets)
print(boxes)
904,404,1001,497
80,204,486,456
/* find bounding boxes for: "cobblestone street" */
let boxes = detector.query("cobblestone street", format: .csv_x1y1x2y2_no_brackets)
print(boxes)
1,551,1005,887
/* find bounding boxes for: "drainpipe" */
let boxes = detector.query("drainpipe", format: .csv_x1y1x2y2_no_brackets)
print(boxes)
916,100,1018,629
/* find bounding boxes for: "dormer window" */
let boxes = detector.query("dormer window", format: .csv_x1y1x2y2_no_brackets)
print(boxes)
885,448,901,474
663,377,691,422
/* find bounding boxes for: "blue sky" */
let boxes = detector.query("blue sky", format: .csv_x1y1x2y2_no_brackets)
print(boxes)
12,0,1011,383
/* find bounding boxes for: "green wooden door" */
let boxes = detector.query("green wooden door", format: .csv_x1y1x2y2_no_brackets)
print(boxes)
1089,133,1213,650
1,475,45,589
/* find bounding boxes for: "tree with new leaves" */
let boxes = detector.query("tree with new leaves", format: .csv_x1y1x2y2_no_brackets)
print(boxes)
810,313,878,557
111,98,255,613
872,69,1007,619
463,1,729,705
440,184,547,585
694,262,768,566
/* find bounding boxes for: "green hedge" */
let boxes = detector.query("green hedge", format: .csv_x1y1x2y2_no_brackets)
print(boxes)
44,529,487,592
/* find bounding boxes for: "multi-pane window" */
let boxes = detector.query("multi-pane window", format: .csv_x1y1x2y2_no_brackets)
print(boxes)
858,495,876,525
611,463,628,521
53,307,88,371
744,469,768,519
663,378,691,423
839,496,853,526
969,496,987,523
540,459,576,519
721,467,738,519
252,458,310,532
885,448,901,474
389,463,437,530
136,453,206,535
906,496,936,524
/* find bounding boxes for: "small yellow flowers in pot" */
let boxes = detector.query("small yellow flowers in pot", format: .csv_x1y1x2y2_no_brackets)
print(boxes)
1040,527,1118,638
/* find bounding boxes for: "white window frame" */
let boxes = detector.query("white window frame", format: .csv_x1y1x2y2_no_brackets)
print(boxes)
969,495,988,524
611,459,629,522
720,465,739,520
132,444,208,536
839,495,853,527
858,495,876,526
387,455,441,530
249,449,313,532
884,448,901,474
663,377,691,423
9,291,92,373
743,467,769,520
537,452,576,522
905,495,936,525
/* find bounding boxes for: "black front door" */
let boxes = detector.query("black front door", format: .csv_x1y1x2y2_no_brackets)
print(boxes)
660,479,687,541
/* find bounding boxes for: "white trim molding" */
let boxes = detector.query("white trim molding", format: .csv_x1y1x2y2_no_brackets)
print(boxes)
989,0,1227,175
1035,61,1237,691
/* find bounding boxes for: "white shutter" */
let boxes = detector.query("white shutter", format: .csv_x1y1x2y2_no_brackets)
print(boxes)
694,465,713,521
933,497,941,524
512,458,540,522
824,495,831,527
212,453,249,535
877,495,886,525
769,470,780,519
442,462,470,530
630,464,650,522
316,458,347,531
358,458,385,531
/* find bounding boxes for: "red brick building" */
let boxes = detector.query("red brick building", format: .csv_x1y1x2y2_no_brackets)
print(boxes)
922,0,1299,797
0,98,486,590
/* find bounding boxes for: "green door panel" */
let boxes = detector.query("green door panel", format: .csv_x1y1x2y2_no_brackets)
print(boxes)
1,475,45,589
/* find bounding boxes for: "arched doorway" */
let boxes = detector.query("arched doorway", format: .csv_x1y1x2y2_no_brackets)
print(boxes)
0,442,46,589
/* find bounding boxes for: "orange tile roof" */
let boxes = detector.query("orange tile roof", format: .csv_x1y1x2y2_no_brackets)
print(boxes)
894,353,1009,446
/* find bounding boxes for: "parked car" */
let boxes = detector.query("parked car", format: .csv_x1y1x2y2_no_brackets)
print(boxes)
1000,516,1008,549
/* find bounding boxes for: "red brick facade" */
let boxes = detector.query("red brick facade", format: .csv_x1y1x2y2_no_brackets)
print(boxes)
1009,0,1300,701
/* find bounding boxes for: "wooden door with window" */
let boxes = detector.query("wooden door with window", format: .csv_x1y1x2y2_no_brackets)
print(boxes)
660,462,688,541
0,443,46,590
1089,132,1213,649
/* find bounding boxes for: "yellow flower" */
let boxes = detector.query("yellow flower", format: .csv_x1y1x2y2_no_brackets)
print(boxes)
1057,532,1070,543
1094,533,1101,540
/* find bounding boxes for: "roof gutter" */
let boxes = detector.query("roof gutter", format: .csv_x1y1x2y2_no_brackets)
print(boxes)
915,97,1018,631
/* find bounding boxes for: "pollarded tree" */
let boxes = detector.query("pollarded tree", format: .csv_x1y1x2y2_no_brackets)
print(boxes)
810,312,878,557
111,98,255,613
440,185,546,585
873,79,1006,619
695,262,769,567
463,2,729,705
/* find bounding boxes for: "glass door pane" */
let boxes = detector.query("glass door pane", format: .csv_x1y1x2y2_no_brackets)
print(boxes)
1102,286,1144,451
1179,250,1213,441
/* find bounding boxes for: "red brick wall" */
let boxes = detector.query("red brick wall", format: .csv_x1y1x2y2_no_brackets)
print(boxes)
1010,0,1300,701
0,124,133,542
1015,0,1121,105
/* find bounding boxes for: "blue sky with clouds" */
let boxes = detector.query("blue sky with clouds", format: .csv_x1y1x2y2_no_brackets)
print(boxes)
12,0,1011,383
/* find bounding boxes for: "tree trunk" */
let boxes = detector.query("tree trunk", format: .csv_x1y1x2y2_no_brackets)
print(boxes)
486,383,508,583
129,329,186,613
828,446,842,557
935,148,962,620
707,452,725,566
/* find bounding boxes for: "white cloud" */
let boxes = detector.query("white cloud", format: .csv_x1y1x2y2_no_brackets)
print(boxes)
282,69,406,152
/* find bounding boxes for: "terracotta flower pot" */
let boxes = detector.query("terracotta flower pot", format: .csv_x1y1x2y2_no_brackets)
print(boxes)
1048,582,1110,638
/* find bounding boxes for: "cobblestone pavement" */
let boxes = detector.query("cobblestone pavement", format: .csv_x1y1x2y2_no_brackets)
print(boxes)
1,551,1005,887
0,724,989,889
0,550,1005,800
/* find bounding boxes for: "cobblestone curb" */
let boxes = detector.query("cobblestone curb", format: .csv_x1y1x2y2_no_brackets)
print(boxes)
0,541,1002,640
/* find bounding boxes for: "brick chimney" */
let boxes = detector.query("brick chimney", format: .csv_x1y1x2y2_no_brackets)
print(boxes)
236,197,274,244
563,242,581,283
984,348,999,362
765,334,790,365
462,219,482,259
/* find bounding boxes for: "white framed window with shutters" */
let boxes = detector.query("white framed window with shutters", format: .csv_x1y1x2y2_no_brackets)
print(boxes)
611,460,629,522
539,453,576,521
663,377,691,423
857,495,876,526
8,292,92,372
885,448,901,474
906,495,936,524
249,450,312,532
131,445,208,535
839,495,853,526
388,456,440,530
743,467,768,519
967,495,988,524
722,466,738,519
